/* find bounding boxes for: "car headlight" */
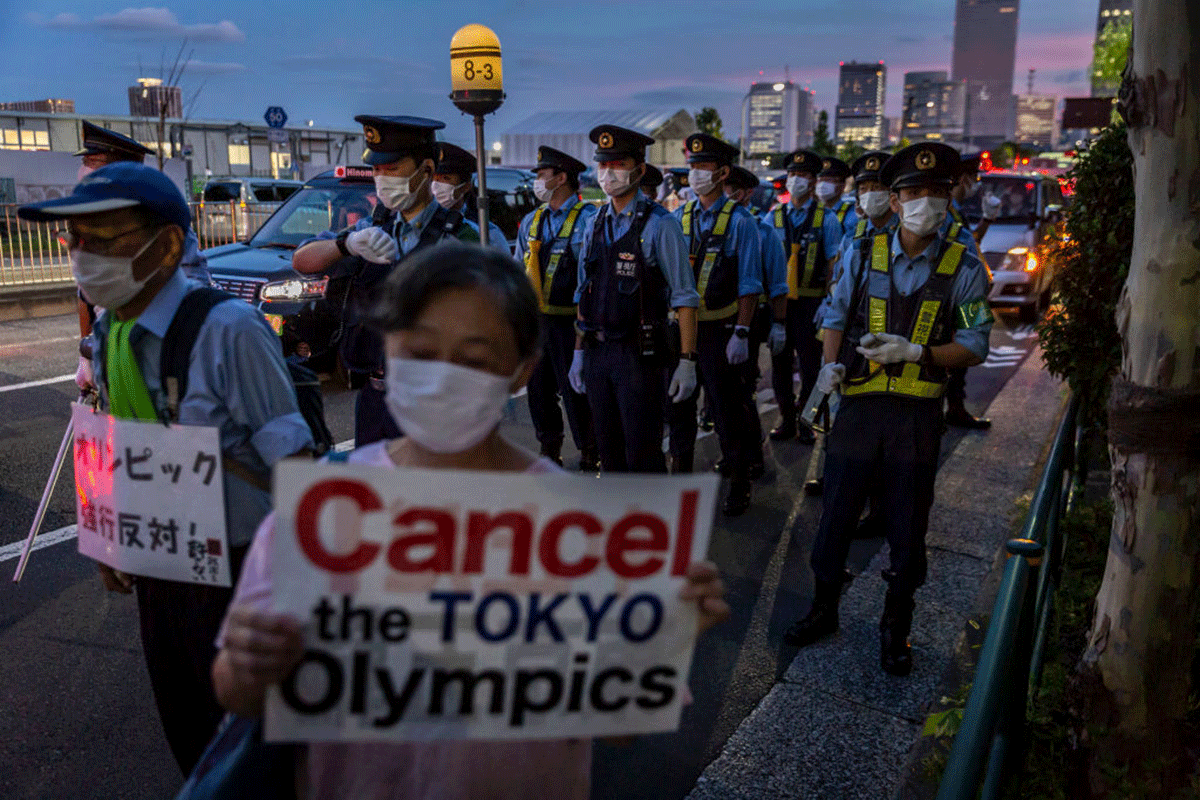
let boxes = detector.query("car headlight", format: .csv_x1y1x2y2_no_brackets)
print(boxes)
259,277,328,302
1003,247,1038,272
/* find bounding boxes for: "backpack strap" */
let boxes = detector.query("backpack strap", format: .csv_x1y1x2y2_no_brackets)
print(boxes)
160,287,237,424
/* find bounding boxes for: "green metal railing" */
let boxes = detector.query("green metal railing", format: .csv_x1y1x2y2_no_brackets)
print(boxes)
935,394,1084,800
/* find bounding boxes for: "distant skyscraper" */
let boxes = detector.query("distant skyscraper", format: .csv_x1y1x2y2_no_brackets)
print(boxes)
1092,0,1133,96
903,71,967,142
741,81,813,157
835,61,886,149
952,0,1019,144
128,78,182,118
0,99,74,114
1015,95,1058,150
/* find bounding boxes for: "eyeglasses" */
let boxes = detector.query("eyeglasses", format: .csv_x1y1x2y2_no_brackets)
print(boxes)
56,224,159,254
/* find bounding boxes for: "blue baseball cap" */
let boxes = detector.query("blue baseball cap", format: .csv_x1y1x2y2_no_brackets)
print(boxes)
17,162,191,231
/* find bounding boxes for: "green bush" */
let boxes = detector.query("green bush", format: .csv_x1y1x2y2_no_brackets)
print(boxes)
1037,123,1134,427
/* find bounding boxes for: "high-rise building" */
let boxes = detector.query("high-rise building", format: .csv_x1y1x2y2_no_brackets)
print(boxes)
128,78,182,118
901,72,967,142
0,99,74,114
740,81,814,157
835,61,886,149
1092,0,1133,96
952,0,1020,145
1015,95,1058,150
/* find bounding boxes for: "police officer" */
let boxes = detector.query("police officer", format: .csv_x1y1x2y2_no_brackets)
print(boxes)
640,162,665,198
766,150,844,444
784,143,993,676
666,134,763,515
569,124,699,474
431,141,509,251
816,156,857,239
293,115,479,446
515,146,599,470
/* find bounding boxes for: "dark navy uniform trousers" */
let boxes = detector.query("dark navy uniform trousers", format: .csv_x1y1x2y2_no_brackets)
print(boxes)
772,295,824,420
527,315,595,454
583,337,667,473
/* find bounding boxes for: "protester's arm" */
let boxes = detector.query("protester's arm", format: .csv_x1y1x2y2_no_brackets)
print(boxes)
213,607,305,716
680,561,730,634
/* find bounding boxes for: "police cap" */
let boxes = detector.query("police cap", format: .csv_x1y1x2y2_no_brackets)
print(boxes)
74,120,154,160
818,156,851,180
881,142,960,191
354,115,445,166
589,124,655,163
534,145,587,176
850,151,892,185
783,149,823,176
725,165,759,192
685,133,739,166
434,142,477,177
957,153,982,177
667,167,689,187
640,163,664,190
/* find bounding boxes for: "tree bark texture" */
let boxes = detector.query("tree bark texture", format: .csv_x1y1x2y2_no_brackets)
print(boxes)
1079,0,1200,790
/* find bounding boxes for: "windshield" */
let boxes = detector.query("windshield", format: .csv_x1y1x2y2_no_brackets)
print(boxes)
485,168,532,193
960,176,1040,223
203,182,241,202
248,182,376,248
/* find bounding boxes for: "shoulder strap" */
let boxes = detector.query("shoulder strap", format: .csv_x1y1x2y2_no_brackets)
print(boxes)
160,287,237,423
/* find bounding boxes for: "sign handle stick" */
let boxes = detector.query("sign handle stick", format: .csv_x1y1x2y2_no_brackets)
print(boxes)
12,417,74,583
473,114,490,247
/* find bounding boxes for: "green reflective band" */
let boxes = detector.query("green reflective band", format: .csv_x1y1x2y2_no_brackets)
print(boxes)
957,297,995,329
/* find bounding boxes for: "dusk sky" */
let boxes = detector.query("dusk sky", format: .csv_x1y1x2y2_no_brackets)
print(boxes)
0,0,1098,149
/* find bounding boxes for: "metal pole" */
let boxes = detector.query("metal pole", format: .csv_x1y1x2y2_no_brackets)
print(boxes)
473,114,490,246
12,417,74,582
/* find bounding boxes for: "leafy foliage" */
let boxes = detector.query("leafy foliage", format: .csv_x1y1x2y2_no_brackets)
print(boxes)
1036,123,1133,427
1093,18,1132,96
812,110,835,157
694,107,724,141
837,139,866,163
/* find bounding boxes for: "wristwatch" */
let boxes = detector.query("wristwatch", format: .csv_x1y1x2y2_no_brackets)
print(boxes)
734,326,750,339
679,351,698,362
335,228,352,257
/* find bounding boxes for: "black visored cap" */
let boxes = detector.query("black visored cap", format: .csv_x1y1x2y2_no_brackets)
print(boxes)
881,142,960,191
435,142,477,176
685,133,739,166
589,124,655,162
640,163,663,189
534,145,587,175
354,114,445,165
74,120,154,160
850,150,892,184
726,165,759,191
818,156,851,180
783,149,823,175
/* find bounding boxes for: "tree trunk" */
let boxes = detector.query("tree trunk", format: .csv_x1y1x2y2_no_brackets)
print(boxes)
1077,0,1200,793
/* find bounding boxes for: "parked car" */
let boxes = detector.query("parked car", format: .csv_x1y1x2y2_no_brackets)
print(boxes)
960,172,1069,323
202,166,538,375
196,177,303,246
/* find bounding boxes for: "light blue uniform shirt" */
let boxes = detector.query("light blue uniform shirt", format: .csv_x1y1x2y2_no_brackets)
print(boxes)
763,196,845,266
455,204,509,254
299,200,479,261
822,228,993,361
674,196,763,298
90,269,314,547
757,217,789,300
514,198,599,267
575,190,699,309
180,229,212,286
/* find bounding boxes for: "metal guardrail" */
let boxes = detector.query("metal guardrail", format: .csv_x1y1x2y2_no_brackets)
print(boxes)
0,202,278,288
935,394,1084,800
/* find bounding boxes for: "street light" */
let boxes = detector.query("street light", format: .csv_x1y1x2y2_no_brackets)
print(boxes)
450,24,505,246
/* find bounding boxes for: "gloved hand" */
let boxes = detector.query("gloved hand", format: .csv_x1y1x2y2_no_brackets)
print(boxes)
669,359,697,403
568,349,586,394
75,354,94,391
726,327,750,365
345,228,399,264
816,362,846,394
768,322,787,356
856,332,923,365
981,193,1002,220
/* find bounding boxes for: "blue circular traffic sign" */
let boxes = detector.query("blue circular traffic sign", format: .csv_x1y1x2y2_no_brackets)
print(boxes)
264,106,288,129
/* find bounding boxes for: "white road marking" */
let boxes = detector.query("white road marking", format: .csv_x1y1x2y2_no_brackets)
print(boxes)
0,374,74,394
0,336,77,353
333,439,354,452
0,525,77,564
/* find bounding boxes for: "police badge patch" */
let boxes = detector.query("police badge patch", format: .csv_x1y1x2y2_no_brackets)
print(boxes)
598,132,614,149
916,149,936,170
364,125,381,145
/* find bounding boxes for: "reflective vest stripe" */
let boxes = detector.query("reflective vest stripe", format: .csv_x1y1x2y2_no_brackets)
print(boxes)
855,217,868,239
541,202,584,315
684,200,738,321
524,205,546,309
525,202,583,316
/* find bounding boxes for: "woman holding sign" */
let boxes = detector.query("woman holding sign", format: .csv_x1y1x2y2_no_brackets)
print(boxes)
211,242,729,799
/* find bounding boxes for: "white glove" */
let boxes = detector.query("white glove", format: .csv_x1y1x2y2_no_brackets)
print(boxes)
669,359,697,403
75,354,94,391
726,328,750,365
816,362,846,394
568,349,586,394
981,194,1001,220
768,322,787,356
856,332,923,365
345,227,399,264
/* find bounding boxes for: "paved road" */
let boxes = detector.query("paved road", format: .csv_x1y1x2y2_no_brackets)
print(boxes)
0,309,1039,800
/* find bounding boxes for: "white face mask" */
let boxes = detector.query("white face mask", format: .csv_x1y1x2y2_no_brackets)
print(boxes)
533,177,555,203
71,229,163,309
786,175,810,199
688,168,717,197
597,166,637,197
384,357,517,453
431,180,465,209
859,190,891,220
374,170,428,211
899,196,949,237
815,180,839,201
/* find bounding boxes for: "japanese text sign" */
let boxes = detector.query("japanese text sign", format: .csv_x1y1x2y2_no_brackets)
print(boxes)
71,403,230,586
266,461,719,743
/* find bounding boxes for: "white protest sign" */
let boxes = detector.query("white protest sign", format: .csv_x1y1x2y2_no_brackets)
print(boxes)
266,461,719,743
71,402,230,586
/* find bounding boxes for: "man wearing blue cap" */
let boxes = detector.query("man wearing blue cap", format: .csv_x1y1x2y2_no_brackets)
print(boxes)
569,124,699,474
785,143,993,677
293,115,479,446
17,162,313,773
431,141,508,251
667,133,764,515
515,145,599,470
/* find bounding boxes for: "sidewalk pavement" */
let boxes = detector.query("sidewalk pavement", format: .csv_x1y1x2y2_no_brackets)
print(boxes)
687,344,1066,800
0,281,77,322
